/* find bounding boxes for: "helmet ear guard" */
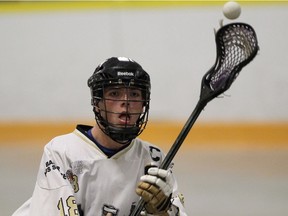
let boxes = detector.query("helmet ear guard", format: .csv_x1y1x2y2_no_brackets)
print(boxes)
88,57,151,144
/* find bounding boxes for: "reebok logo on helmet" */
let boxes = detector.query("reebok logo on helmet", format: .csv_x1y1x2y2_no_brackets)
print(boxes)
117,71,134,77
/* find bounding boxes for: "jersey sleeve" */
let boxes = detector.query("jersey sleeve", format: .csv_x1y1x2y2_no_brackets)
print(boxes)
167,168,188,216
169,191,187,216
12,141,78,216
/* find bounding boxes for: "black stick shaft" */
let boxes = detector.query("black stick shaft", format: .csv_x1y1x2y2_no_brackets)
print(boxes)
130,100,206,216
160,101,205,170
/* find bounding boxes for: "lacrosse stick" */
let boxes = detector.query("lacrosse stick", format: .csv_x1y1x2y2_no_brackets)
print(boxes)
130,22,259,216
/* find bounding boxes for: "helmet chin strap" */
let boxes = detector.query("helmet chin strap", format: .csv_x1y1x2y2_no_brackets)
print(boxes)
105,125,140,145
93,107,139,145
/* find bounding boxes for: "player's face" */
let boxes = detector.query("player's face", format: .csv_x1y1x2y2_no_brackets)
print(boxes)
98,86,144,127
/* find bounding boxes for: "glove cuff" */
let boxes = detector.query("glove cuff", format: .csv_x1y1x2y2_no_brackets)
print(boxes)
157,193,172,212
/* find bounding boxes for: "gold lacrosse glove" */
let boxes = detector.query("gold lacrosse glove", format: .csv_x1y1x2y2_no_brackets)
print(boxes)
136,167,173,215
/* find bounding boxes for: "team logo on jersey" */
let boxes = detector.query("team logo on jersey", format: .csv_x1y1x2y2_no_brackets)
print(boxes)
102,204,118,216
66,169,79,193
72,160,84,175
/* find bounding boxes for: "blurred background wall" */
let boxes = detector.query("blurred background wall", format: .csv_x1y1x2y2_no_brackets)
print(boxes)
0,1,287,146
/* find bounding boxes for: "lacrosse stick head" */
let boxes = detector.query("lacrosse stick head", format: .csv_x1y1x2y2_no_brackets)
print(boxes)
200,22,259,104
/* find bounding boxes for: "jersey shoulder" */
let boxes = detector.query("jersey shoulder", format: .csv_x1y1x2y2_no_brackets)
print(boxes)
44,125,105,160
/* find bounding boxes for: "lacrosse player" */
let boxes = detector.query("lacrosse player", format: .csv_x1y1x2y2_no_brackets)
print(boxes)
12,57,187,216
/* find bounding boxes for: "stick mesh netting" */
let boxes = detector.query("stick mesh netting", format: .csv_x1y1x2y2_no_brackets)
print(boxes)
210,23,258,91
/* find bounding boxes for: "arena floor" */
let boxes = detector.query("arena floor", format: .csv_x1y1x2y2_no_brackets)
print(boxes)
2,142,288,216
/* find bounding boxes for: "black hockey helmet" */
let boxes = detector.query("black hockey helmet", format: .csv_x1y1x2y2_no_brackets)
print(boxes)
87,57,151,144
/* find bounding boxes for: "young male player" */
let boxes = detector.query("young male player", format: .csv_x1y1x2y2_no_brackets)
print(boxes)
12,57,187,216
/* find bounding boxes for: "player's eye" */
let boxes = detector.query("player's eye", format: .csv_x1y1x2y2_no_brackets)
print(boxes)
104,88,120,99
108,90,119,98
104,87,142,100
129,90,141,99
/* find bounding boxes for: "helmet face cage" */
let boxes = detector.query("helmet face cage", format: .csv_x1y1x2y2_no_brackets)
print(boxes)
88,57,151,144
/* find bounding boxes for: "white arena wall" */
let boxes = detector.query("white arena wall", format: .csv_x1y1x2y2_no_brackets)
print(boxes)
0,2,287,146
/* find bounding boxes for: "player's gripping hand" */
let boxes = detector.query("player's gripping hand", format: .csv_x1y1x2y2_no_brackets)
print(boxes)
136,167,173,215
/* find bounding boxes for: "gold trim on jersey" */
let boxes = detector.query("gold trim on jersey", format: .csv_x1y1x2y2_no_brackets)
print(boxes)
73,128,108,158
110,140,135,159
73,128,136,159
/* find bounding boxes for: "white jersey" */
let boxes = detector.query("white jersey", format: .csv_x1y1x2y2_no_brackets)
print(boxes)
13,125,187,216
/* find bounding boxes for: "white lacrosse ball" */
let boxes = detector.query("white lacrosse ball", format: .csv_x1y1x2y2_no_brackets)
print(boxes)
223,1,241,20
